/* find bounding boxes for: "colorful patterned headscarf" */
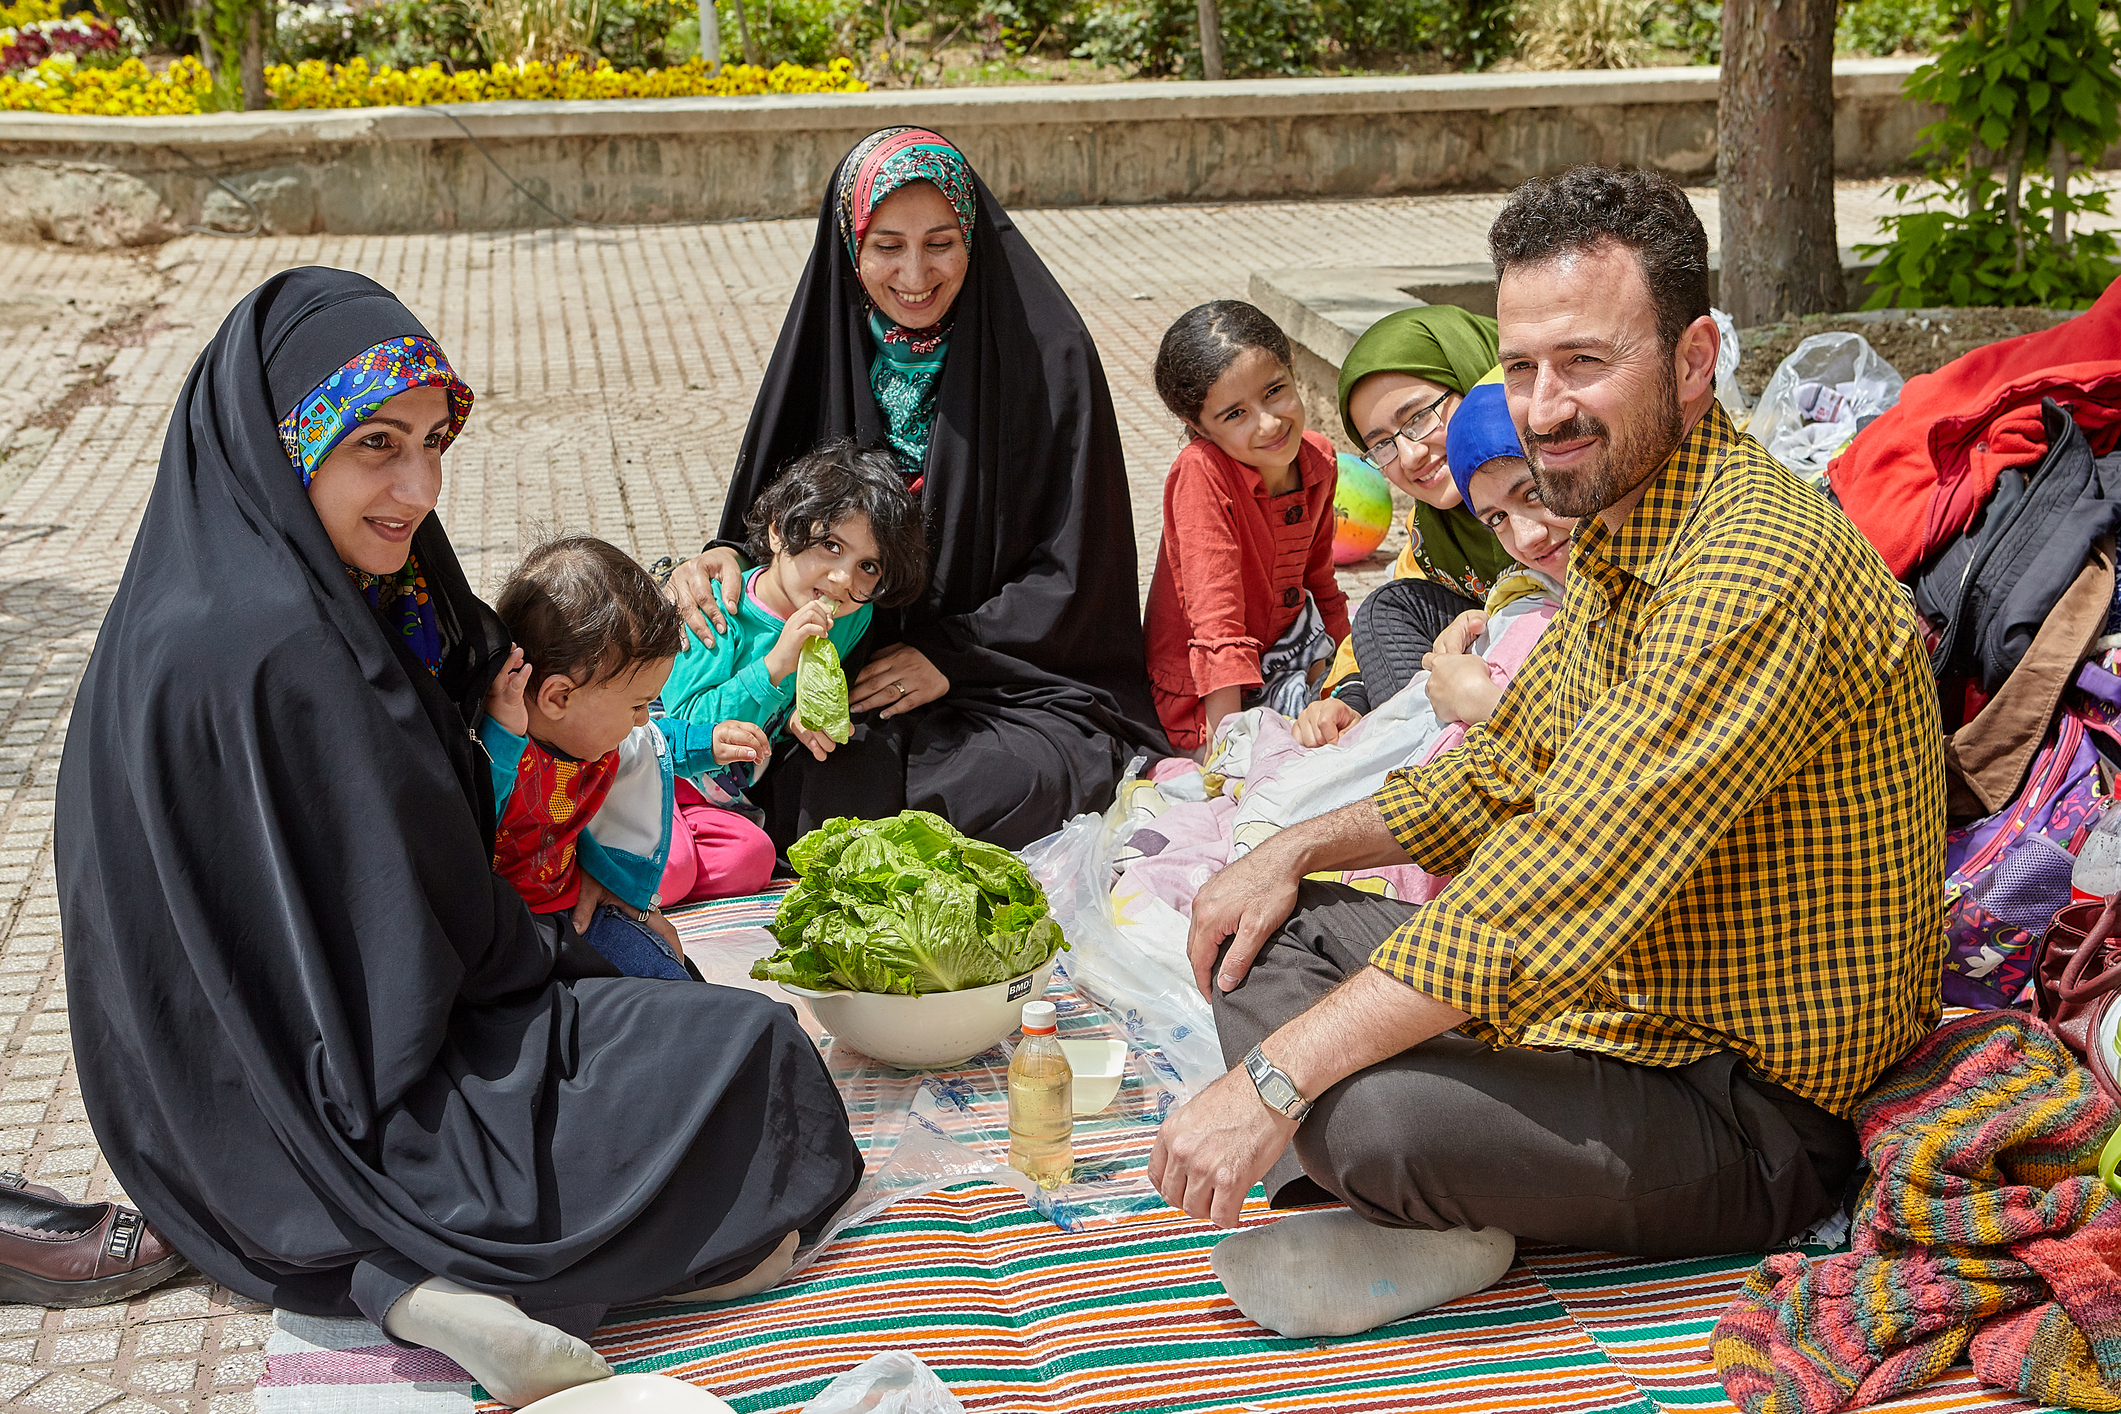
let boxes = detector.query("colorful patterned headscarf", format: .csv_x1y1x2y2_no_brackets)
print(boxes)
834,128,977,479
834,126,976,266
279,336,475,676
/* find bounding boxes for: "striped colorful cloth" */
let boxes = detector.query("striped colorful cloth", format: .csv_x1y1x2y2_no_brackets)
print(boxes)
259,890,2061,1414
1711,1012,2121,1414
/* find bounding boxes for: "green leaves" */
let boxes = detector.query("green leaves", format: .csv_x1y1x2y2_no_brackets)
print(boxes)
794,631,852,745
1864,0,2121,310
751,811,1070,995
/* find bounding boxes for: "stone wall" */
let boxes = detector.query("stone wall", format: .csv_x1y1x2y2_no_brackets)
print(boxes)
0,59,1975,245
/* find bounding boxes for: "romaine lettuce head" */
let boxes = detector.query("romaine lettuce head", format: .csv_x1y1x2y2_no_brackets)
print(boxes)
751,810,1069,994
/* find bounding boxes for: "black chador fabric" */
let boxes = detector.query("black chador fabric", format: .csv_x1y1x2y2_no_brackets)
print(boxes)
55,268,859,1324
720,146,1170,848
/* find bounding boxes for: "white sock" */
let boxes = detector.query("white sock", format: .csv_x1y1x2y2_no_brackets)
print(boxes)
662,1230,799,1303
1210,1209,1515,1337
383,1276,612,1408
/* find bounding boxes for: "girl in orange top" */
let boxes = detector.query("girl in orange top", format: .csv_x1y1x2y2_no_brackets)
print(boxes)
1142,301,1351,753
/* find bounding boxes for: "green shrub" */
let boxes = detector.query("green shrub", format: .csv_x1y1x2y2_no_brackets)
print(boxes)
596,0,690,67
115,0,195,52
1642,0,1715,62
1068,0,1512,76
273,0,482,71
1836,0,1972,56
712,0,851,66
1860,0,2121,307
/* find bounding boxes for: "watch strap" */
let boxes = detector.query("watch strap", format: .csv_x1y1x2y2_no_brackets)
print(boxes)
1244,1044,1313,1122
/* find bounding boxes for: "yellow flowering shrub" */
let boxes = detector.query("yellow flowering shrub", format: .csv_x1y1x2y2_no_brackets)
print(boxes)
264,54,865,110
0,54,211,115
0,0,62,30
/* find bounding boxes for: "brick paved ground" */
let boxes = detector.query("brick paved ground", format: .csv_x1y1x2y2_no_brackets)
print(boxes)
0,178,1998,1411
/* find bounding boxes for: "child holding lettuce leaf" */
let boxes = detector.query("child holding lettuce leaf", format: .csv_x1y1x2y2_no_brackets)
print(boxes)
660,438,929,773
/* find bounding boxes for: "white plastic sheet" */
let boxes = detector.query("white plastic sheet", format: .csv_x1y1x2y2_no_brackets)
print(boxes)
1747,331,1904,483
800,1352,966,1414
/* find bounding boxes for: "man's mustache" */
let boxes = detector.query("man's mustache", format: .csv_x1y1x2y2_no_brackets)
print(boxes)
1524,415,1609,449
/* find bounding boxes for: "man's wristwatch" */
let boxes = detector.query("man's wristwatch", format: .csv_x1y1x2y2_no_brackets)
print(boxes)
1244,1044,1312,1122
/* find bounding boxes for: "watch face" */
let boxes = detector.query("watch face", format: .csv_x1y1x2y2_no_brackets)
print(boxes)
1260,1074,1298,1111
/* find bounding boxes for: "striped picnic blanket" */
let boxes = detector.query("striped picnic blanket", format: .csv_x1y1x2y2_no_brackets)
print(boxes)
258,888,2059,1414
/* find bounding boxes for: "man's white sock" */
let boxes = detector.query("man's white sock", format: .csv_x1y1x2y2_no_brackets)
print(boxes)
383,1276,612,1408
1210,1208,1515,1337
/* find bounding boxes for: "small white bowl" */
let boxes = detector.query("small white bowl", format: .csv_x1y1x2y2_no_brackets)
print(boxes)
518,1373,737,1414
1059,1038,1127,1115
781,958,1058,1069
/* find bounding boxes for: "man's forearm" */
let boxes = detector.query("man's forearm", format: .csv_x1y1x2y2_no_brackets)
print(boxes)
1262,797,1411,876
1263,965,1469,1103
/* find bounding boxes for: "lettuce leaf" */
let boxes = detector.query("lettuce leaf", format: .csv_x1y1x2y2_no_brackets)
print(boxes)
752,810,1069,994
794,632,852,744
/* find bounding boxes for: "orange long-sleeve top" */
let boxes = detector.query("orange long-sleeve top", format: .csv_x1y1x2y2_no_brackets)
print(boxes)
1143,429,1351,750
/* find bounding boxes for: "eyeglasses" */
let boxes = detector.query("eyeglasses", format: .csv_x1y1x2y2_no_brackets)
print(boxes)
1358,389,1454,471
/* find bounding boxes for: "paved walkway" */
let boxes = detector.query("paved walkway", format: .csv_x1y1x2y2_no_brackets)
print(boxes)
0,179,1958,1411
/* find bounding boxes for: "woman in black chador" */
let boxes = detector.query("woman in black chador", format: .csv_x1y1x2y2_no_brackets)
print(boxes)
667,127,1167,849
55,268,859,1407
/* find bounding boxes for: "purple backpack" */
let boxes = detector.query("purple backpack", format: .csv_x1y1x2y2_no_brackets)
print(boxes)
1940,671,2121,1010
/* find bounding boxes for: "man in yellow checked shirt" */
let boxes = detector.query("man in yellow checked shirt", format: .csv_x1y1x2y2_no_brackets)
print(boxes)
1149,166,1945,1339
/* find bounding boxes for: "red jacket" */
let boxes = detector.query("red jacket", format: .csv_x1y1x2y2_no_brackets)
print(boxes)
1829,280,2121,578
493,738,621,913
1144,430,1351,749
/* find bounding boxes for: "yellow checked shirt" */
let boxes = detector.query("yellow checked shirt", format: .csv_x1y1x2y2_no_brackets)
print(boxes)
1369,403,1945,1115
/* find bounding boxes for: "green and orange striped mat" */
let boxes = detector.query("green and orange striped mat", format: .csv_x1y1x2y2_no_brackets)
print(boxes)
262,888,2057,1414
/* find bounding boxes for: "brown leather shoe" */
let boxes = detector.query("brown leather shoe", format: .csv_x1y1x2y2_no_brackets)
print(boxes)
0,1170,66,1203
0,1186,187,1307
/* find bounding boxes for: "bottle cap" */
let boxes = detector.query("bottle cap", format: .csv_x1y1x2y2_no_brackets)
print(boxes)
1020,1001,1057,1034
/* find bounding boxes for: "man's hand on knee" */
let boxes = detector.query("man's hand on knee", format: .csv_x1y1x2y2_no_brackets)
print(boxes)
1148,1067,1298,1228
1188,853,1301,998
1189,801,1409,997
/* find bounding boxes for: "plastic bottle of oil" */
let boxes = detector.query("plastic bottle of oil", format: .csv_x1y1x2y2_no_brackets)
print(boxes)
1007,1001,1073,1188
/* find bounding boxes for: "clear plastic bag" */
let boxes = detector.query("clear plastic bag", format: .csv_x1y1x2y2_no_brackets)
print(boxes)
800,1352,965,1414
1746,331,1904,483
1711,307,1750,426
1018,767,1225,1096
2074,797,2121,899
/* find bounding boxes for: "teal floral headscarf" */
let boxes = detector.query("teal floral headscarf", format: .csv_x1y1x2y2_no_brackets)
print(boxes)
835,126,976,481
278,335,474,674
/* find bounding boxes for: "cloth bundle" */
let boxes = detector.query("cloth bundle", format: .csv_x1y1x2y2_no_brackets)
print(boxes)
1711,1012,2121,1413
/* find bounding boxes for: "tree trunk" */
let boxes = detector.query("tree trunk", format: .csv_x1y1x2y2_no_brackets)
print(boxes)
240,2,266,111
190,0,219,83
700,0,720,66
730,0,759,64
2051,143,2071,250
1717,0,1845,325
1196,0,1223,80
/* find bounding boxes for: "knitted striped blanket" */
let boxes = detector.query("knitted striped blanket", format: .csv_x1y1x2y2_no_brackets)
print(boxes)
1713,1012,2121,1413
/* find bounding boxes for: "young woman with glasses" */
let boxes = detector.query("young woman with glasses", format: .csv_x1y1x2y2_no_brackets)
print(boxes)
1296,306,1518,748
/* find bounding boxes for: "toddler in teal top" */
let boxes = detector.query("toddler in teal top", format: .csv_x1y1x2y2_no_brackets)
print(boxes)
662,440,929,756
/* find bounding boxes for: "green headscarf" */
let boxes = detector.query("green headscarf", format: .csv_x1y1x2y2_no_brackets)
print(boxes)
1335,306,1514,600
1336,305,1500,443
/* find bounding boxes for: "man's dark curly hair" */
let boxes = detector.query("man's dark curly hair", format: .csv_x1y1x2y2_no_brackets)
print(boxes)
743,439,928,609
1487,166,1710,355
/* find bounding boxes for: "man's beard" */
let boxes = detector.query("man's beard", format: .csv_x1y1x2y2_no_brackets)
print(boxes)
1524,361,1685,519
